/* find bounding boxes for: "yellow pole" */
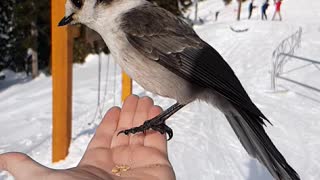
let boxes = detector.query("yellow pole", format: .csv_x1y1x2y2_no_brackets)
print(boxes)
122,72,132,102
51,0,73,163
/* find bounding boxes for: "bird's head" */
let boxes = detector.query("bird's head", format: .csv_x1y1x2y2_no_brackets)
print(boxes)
58,0,114,27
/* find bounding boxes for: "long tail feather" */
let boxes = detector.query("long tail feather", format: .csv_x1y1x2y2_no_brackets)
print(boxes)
225,105,300,180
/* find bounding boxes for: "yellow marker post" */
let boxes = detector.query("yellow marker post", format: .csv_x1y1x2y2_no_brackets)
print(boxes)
51,0,73,163
122,72,132,102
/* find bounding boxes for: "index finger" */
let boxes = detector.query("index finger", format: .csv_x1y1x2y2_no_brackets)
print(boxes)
87,107,121,149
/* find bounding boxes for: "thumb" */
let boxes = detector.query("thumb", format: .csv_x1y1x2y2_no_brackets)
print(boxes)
0,152,49,179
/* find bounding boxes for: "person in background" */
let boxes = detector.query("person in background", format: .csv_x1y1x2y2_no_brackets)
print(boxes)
24,52,32,76
261,0,269,20
215,11,220,21
248,0,254,19
272,0,282,21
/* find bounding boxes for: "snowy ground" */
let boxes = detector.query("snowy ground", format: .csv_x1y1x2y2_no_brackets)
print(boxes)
1,0,320,179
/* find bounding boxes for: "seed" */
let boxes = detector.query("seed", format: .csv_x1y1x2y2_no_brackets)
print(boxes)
111,167,120,173
122,166,130,171
112,164,131,175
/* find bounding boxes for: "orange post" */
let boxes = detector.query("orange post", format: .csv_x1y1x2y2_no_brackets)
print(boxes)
51,0,73,163
122,72,132,102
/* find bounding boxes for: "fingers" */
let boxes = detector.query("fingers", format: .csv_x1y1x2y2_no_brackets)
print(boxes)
144,106,168,155
130,96,154,145
88,107,121,149
111,95,139,148
89,95,168,157
0,152,49,179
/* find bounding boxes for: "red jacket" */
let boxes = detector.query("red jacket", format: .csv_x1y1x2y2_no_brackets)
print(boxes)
276,1,282,11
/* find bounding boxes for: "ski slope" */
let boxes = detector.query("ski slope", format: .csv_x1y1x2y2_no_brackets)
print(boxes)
1,0,320,179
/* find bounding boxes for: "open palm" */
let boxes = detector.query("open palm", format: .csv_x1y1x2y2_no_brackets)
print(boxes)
0,95,175,180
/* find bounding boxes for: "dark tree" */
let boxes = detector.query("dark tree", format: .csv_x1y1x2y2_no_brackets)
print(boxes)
222,0,248,20
223,0,248,5
223,0,233,5
12,0,51,74
0,0,15,72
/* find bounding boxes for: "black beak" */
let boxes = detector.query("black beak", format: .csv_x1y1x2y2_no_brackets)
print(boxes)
58,13,75,27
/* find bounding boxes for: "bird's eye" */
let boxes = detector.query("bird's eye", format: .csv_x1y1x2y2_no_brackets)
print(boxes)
72,0,83,9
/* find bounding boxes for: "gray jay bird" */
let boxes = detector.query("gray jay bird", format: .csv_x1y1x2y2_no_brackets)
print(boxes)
59,0,300,179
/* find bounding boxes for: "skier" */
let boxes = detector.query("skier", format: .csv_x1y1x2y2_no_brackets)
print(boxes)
261,0,269,20
272,0,283,21
24,49,33,76
248,0,254,19
215,11,220,21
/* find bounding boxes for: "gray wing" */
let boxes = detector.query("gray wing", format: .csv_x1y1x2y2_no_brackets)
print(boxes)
120,3,267,122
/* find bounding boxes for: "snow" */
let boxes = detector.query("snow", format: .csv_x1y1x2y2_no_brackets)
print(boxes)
1,0,320,179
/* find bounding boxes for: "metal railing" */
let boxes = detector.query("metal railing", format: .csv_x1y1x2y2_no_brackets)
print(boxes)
271,28,320,93
271,28,302,90
276,53,320,93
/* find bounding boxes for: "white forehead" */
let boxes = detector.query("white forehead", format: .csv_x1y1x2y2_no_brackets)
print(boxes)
83,0,145,34
64,0,96,16
64,0,146,28
95,0,145,18
65,0,75,16
65,0,146,15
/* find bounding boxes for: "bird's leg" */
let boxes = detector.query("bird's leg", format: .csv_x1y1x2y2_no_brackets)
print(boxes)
118,103,185,140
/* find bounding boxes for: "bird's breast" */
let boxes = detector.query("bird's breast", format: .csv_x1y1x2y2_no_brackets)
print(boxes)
113,40,199,104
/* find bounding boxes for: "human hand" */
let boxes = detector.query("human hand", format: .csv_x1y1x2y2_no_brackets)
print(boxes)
0,95,175,180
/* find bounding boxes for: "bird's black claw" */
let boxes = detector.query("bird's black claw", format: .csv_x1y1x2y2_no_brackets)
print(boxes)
117,120,173,140
164,124,173,141
151,124,173,141
117,123,146,137
117,130,128,136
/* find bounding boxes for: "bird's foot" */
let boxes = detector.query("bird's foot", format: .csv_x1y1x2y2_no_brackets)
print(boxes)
117,117,173,140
